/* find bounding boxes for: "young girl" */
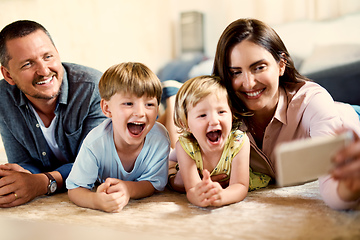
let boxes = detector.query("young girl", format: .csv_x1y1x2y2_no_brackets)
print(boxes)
172,75,269,207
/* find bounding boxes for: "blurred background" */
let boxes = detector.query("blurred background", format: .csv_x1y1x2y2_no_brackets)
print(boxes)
1,0,360,82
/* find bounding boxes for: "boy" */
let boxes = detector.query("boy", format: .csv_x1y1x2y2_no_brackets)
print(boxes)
66,62,170,212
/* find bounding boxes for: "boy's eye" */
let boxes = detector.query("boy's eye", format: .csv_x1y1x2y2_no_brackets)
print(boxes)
146,103,156,107
198,114,206,118
123,102,133,106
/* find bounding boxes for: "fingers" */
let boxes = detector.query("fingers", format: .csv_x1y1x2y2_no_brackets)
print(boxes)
333,158,360,180
192,180,220,207
98,191,129,213
96,178,129,212
333,141,360,165
96,181,111,193
202,169,211,182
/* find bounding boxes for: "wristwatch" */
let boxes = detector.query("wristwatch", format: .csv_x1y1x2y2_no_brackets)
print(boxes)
44,172,57,195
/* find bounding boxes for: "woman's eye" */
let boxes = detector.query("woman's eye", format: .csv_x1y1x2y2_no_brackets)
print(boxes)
230,70,242,76
254,64,266,72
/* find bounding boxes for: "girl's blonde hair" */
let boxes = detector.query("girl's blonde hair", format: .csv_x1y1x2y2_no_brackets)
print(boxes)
174,75,233,136
99,62,162,104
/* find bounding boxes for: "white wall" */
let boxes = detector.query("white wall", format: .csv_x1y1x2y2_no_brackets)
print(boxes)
1,0,360,77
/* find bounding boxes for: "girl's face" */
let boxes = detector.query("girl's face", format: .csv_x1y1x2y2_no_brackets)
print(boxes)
187,92,232,154
228,40,285,115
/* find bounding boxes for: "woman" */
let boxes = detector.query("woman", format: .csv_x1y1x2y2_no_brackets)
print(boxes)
212,18,360,210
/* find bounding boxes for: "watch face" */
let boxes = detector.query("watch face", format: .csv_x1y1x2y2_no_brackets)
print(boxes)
49,181,57,193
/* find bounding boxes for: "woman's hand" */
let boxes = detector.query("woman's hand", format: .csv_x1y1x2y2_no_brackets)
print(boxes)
331,134,360,201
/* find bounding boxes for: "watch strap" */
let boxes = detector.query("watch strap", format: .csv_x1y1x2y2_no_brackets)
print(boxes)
44,172,57,195
44,172,55,182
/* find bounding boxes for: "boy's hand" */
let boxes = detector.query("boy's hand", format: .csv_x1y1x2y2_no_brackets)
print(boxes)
95,178,130,213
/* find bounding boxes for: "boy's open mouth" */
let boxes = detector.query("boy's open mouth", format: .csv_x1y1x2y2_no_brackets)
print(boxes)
206,130,222,142
127,122,145,135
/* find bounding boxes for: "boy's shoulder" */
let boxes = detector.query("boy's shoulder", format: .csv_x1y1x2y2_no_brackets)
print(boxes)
82,118,112,146
146,122,170,145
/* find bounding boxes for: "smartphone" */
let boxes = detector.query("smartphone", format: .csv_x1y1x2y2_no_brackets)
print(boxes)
275,131,353,187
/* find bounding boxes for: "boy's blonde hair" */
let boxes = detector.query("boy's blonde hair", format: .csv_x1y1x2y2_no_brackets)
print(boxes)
99,62,162,104
174,75,233,136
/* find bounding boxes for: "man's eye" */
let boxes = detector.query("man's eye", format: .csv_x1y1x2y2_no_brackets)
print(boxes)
45,55,53,60
21,62,31,69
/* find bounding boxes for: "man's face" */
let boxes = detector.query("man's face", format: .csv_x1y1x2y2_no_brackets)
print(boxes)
1,29,63,102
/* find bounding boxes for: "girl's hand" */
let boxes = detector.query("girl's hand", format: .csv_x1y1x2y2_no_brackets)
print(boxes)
188,170,221,207
95,178,130,213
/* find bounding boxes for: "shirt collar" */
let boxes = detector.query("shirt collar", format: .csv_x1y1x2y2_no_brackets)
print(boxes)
274,87,288,125
58,65,68,105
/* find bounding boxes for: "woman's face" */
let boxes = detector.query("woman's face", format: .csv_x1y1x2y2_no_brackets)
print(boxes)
228,40,285,115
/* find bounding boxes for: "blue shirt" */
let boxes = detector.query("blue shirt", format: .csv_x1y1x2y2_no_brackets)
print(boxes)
66,119,170,191
0,62,107,181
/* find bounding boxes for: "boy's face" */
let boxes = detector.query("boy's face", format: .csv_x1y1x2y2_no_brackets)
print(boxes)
187,92,232,154
101,92,159,149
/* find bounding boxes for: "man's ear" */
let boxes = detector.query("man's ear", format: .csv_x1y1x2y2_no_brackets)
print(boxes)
1,66,16,85
100,99,112,118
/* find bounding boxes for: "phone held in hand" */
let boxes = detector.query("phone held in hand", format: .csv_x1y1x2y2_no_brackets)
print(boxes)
275,131,354,187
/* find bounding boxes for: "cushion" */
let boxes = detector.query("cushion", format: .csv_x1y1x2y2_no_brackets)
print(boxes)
300,44,360,74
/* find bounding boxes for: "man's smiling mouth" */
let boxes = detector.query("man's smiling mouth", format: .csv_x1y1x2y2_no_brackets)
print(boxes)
36,76,54,85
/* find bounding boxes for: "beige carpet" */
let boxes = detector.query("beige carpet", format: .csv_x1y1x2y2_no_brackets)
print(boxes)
0,139,359,240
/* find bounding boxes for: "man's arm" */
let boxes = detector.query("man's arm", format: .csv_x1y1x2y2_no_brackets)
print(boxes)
0,169,63,208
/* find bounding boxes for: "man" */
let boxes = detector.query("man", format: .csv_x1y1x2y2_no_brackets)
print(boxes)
0,20,106,207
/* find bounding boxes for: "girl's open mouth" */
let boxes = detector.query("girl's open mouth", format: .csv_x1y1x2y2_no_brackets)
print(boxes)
206,130,222,143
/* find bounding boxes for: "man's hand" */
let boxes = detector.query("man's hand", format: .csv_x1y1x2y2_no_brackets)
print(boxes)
0,171,47,208
0,163,31,174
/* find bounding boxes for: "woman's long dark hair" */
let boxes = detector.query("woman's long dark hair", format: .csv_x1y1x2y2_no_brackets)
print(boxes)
213,18,308,116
